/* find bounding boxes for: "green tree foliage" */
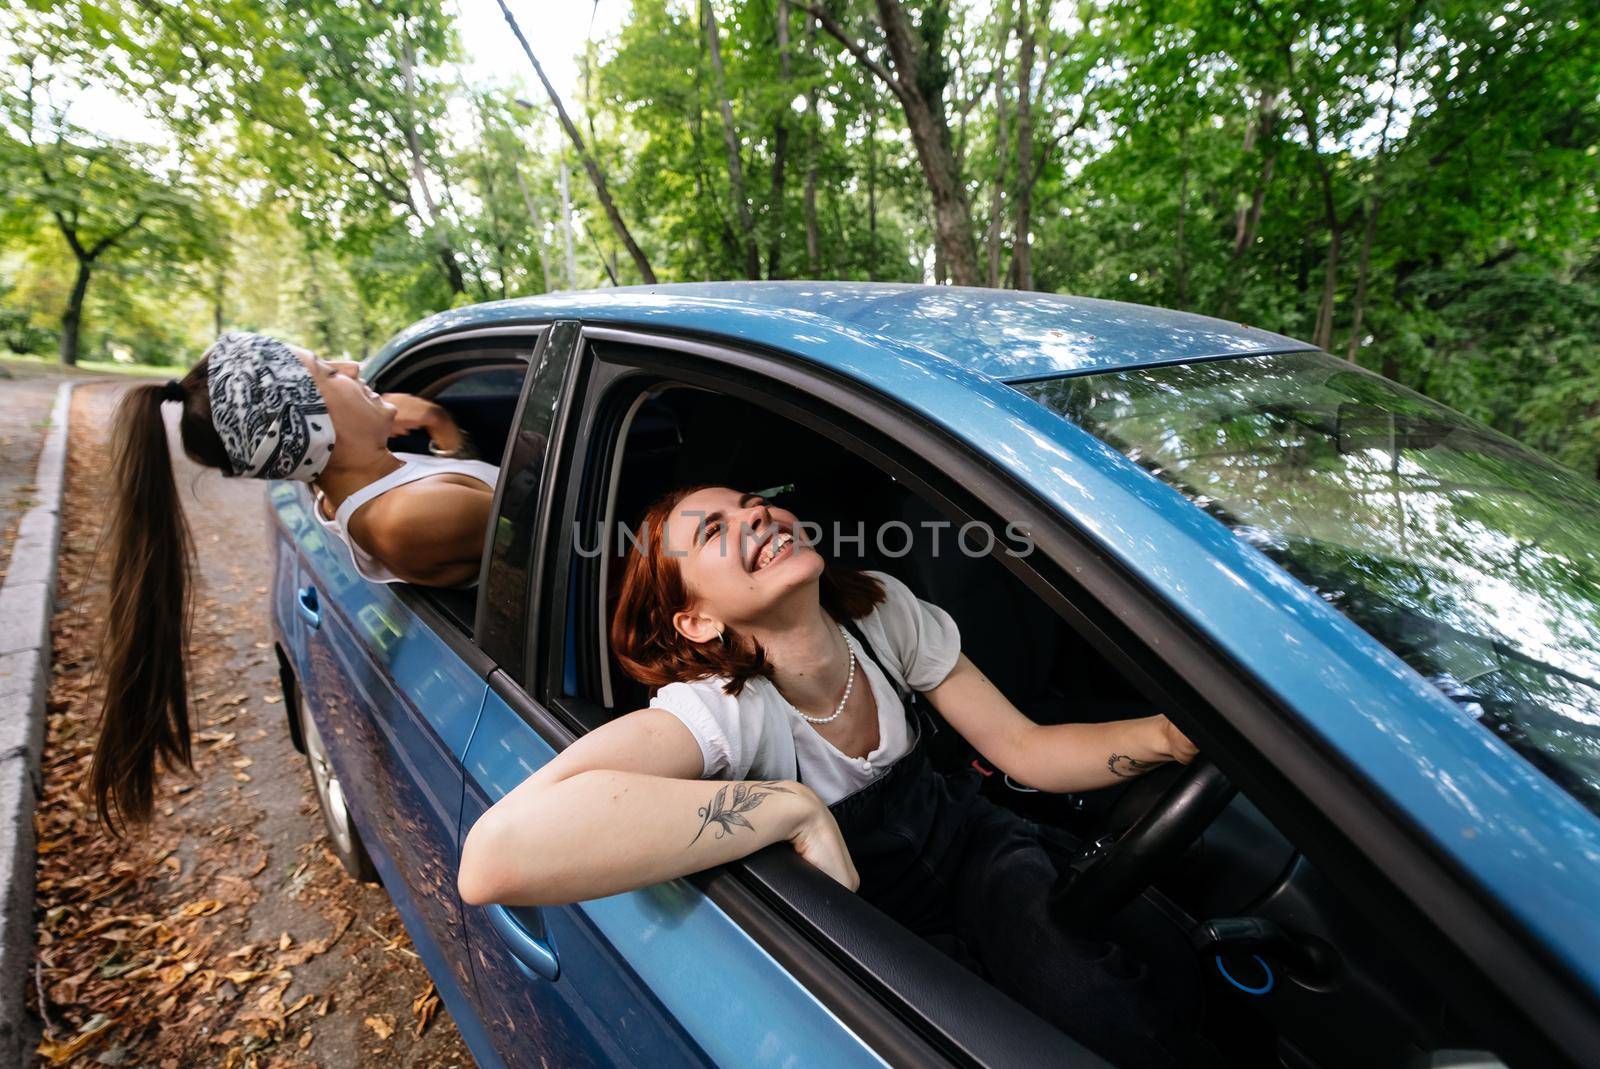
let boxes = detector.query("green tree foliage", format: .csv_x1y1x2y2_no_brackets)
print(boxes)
0,0,1595,476
0,11,221,365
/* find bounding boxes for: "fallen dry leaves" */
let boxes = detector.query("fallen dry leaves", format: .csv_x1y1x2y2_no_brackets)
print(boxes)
28,384,471,1067
412,983,441,1038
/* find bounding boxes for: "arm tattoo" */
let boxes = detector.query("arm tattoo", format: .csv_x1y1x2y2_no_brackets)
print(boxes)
689,781,794,845
1107,753,1162,778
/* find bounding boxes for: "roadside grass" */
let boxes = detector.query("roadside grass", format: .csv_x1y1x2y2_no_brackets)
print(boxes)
1,350,176,379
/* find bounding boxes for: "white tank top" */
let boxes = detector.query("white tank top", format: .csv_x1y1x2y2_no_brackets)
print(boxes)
312,453,500,588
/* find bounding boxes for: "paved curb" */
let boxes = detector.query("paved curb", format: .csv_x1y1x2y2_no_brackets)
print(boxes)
0,382,74,1069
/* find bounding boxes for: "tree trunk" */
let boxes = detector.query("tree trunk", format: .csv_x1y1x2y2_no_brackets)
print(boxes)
1176,125,1189,309
900,105,979,285
985,92,1009,286
985,2,1012,288
497,0,657,283
873,0,980,285
1011,0,1036,291
803,103,820,275
1345,200,1381,360
1305,142,1341,348
1232,91,1277,258
558,161,579,288
397,37,467,296
867,107,879,280
1313,225,1342,350
211,263,225,337
883,16,980,282
808,0,980,283
703,0,759,279
801,8,820,276
827,179,847,273
1218,91,1282,318
1345,27,1407,362
512,165,553,292
767,0,792,278
59,256,92,367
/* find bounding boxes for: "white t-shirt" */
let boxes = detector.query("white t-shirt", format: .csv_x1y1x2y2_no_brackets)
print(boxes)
649,569,962,805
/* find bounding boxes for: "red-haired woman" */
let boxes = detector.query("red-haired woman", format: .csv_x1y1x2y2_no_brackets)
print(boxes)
458,484,1203,1066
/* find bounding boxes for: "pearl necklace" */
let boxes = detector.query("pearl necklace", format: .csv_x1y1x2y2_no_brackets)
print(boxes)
794,624,856,725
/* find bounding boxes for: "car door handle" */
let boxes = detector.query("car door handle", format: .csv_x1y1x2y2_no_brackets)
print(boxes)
485,904,559,981
296,585,322,630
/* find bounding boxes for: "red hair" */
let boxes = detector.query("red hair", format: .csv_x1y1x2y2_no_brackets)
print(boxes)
611,483,885,696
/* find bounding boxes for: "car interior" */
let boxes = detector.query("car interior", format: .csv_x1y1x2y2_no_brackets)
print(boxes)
560,379,1499,1067
375,347,1507,1069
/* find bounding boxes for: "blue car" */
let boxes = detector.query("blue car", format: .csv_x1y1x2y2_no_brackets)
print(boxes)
268,282,1600,1068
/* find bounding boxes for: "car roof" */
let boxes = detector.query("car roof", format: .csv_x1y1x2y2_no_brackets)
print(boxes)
367,281,1313,383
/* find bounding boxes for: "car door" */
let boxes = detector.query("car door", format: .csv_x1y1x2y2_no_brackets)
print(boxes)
455,324,1100,1069
281,334,541,1037
453,322,729,1067
268,484,306,693
456,323,870,1067
284,470,487,1003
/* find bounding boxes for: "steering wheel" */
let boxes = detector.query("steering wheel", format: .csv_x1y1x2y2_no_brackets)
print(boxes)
1048,757,1237,929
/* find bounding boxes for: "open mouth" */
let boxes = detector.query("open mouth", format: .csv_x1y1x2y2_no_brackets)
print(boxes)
752,529,795,573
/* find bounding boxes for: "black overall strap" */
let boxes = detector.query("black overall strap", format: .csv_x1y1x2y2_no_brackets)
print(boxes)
817,617,978,930
841,616,910,705
843,616,942,740
790,617,921,784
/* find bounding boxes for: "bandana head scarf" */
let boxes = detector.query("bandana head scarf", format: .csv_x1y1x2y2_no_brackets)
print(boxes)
205,332,337,482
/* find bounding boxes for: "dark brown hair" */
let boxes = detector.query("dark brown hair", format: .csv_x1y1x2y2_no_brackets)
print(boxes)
91,355,232,832
611,483,885,696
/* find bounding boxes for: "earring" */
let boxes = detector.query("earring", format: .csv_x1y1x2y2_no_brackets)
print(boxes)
716,627,729,646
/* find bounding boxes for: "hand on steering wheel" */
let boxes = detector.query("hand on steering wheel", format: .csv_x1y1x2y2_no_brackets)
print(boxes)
1049,757,1235,930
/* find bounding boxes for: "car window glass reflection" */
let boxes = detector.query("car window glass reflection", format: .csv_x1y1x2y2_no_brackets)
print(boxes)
1022,352,1600,817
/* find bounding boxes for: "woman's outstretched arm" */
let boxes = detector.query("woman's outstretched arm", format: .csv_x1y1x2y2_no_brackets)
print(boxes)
924,654,1198,794
457,708,857,907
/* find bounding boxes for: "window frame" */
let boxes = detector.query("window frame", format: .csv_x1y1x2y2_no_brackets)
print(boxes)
506,323,1591,1068
520,334,1109,1066
360,324,554,676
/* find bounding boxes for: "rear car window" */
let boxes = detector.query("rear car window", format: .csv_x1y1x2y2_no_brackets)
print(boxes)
433,367,526,399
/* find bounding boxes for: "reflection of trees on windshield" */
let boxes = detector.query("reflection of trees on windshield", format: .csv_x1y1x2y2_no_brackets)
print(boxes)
1022,352,1600,816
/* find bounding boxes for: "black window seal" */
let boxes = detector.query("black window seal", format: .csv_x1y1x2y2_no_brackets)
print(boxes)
997,344,1320,386
496,320,586,686
551,323,1599,1068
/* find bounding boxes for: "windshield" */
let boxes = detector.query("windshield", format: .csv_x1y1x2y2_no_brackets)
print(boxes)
1018,351,1600,817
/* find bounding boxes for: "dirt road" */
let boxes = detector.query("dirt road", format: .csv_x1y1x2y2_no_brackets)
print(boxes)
29,382,473,1067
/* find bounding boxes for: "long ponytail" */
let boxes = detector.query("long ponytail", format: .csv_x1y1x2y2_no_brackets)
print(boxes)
90,361,228,832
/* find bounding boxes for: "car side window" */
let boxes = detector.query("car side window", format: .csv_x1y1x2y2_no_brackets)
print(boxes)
430,366,526,399
362,336,542,642
568,376,1131,777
